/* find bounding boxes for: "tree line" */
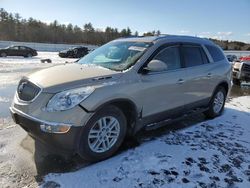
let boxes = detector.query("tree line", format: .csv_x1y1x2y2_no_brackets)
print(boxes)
0,8,249,50
211,39,250,51
0,8,137,45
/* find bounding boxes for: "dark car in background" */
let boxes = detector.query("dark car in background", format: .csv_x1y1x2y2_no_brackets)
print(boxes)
226,54,237,62
0,45,37,57
59,47,89,58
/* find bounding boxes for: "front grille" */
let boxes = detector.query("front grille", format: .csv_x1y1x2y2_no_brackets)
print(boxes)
242,63,250,72
17,79,41,101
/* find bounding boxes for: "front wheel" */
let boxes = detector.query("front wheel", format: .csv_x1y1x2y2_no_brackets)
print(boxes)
78,105,127,162
204,86,226,118
0,52,7,57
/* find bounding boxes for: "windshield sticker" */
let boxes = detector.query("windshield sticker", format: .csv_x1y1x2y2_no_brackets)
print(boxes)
128,46,146,52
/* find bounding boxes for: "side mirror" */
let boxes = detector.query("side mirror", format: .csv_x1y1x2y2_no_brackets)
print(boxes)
144,60,168,73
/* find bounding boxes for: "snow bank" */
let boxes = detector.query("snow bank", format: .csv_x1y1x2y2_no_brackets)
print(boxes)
0,51,75,65
0,41,97,52
43,97,250,188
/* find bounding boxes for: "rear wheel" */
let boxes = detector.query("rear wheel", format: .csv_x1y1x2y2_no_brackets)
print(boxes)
232,78,241,86
204,86,226,118
24,53,32,58
78,105,127,162
0,52,7,57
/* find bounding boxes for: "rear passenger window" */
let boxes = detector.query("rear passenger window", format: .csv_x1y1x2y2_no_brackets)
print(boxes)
205,45,225,62
153,46,181,71
182,46,204,67
19,47,27,50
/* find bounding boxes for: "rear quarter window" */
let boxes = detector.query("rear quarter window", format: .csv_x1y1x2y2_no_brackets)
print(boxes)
205,45,225,62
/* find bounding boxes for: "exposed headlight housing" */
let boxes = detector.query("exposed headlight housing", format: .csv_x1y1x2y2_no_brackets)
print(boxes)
40,124,71,133
46,86,95,112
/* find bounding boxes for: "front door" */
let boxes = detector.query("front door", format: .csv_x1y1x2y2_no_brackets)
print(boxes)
138,45,189,123
8,46,19,56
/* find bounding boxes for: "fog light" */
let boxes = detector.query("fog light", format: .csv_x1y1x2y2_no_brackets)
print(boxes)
40,124,71,133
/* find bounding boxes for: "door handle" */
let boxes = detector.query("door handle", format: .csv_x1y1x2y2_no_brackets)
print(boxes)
177,79,185,84
207,73,212,78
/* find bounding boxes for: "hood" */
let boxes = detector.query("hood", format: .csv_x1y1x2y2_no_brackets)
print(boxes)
242,61,250,65
27,63,122,93
234,61,250,70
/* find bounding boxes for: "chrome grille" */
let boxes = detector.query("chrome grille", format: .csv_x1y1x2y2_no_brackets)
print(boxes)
242,63,250,72
17,80,41,102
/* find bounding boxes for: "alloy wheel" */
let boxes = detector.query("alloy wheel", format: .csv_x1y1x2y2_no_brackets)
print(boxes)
88,116,120,153
213,91,224,114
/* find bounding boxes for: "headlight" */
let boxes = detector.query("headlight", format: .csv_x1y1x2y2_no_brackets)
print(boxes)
46,86,95,112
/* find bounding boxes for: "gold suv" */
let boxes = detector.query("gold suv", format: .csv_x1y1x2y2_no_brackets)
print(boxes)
10,36,231,161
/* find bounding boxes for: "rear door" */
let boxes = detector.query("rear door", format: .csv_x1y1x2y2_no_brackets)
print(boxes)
181,43,215,108
19,46,28,56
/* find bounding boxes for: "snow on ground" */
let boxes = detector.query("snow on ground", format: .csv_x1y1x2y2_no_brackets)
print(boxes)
0,40,97,52
0,52,74,127
43,97,250,188
43,96,250,188
0,53,75,188
0,51,74,65
0,52,73,88
0,51,74,89
0,54,250,188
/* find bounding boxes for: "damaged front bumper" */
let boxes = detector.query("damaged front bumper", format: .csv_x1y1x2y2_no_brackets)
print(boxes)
9,107,82,152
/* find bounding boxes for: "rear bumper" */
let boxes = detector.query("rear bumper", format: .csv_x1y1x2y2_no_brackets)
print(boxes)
10,107,82,153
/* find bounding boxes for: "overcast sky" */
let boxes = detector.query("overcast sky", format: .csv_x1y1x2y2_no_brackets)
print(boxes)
1,0,250,43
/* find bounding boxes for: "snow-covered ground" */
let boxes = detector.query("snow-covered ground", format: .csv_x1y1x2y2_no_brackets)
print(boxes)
0,40,97,52
0,52,74,188
0,52,74,126
0,53,250,188
0,51,74,88
43,97,250,188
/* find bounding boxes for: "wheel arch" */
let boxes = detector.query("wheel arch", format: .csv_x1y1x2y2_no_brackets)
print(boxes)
0,51,7,56
215,81,229,95
210,81,229,103
204,80,229,118
90,98,139,136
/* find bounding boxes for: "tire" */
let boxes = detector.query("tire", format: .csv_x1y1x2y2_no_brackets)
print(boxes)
78,105,127,162
204,86,226,118
0,52,7,57
232,78,241,86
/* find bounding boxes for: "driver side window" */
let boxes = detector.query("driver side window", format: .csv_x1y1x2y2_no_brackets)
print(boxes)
153,46,181,71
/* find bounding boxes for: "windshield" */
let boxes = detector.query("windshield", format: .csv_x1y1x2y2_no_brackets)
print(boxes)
77,41,152,71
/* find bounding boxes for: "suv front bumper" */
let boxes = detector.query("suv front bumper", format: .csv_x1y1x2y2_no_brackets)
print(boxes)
10,107,82,152
233,70,250,81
